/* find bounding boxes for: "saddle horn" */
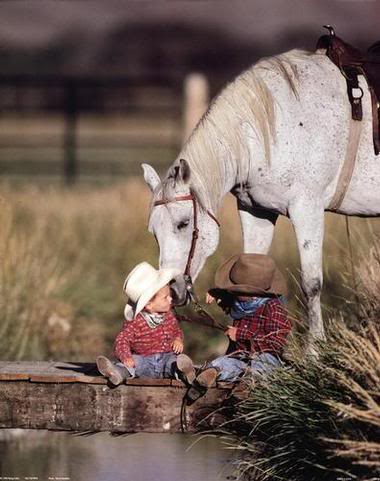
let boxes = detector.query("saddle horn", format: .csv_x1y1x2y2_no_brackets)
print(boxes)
323,25,335,37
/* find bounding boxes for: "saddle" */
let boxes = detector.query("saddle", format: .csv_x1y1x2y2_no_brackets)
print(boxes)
316,26,380,154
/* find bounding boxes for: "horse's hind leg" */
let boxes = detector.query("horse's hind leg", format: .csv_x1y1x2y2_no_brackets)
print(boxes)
288,199,326,348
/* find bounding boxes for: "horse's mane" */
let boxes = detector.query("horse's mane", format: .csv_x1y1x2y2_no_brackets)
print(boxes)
162,49,310,212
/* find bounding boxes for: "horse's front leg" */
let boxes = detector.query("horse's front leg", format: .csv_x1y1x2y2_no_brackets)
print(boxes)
288,199,325,347
238,202,278,254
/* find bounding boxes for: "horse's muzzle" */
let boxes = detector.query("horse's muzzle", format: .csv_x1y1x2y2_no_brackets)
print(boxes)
170,275,192,306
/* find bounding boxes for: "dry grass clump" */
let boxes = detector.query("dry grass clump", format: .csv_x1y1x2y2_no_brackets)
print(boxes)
217,320,380,481
0,179,156,360
0,199,66,359
355,240,380,323
323,322,380,472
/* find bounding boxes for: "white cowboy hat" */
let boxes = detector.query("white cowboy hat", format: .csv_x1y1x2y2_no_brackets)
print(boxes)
123,262,180,319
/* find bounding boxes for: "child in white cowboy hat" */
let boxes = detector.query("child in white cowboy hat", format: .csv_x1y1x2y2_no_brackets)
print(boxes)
96,262,195,386
188,253,292,396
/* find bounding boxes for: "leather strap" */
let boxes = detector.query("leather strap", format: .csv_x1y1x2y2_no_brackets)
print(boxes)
317,28,380,155
153,194,220,278
328,118,362,211
154,194,194,205
343,66,363,120
153,195,220,227
184,196,198,276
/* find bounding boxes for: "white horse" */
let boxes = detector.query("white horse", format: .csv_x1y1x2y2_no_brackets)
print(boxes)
142,46,379,345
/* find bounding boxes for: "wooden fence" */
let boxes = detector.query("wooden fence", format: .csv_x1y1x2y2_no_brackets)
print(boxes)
0,75,185,184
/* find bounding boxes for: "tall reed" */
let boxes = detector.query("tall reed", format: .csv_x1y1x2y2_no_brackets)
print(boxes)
216,319,380,481
214,234,380,481
0,199,65,359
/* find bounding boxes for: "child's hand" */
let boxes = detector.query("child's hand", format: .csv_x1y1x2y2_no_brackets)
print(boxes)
124,357,135,368
224,326,238,341
172,338,184,354
207,290,233,313
206,293,215,304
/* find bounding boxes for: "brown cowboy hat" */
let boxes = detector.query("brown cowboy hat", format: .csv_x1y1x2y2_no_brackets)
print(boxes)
211,253,287,297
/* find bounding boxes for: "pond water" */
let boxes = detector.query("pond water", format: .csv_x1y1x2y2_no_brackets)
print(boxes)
0,431,235,481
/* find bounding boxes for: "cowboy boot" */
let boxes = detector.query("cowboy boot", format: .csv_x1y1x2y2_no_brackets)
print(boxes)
176,353,196,384
185,366,219,405
195,367,219,388
96,356,129,386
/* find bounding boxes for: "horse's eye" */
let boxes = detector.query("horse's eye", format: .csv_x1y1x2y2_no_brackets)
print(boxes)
177,220,190,230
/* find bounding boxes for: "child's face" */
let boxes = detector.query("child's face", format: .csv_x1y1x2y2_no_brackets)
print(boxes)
145,285,172,313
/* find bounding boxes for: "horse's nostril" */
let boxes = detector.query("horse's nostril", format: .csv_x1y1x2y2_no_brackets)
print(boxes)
170,284,187,306
185,290,192,305
170,288,179,305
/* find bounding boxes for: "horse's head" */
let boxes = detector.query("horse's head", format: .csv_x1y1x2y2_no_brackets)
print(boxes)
142,159,220,305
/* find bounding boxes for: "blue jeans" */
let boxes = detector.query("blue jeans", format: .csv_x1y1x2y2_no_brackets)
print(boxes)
210,352,283,382
116,352,178,379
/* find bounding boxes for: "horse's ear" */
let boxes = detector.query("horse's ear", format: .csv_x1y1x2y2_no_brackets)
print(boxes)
178,158,190,183
142,163,161,192
168,158,191,184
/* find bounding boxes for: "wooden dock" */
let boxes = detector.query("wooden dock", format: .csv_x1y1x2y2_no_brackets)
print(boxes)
0,362,231,434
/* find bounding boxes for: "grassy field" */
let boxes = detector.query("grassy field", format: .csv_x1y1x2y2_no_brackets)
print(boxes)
0,177,379,362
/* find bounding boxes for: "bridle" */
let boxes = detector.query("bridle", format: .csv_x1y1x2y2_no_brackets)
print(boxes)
153,193,221,430
153,193,220,293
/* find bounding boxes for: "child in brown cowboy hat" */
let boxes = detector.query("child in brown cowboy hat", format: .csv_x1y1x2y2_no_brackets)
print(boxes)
96,261,195,386
190,253,291,392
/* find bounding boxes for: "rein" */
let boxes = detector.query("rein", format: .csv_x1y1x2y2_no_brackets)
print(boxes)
153,193,224,332
153,193,226,431
153,193,220,279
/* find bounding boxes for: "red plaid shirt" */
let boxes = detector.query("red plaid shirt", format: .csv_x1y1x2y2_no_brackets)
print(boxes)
228,298,291,357
114,310,183,364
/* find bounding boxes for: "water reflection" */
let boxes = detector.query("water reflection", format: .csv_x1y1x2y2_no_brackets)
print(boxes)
0,431,233,481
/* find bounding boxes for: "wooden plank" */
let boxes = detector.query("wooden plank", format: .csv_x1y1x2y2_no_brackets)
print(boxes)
0,373,31,381
0,361,102,383
125,378,173,387
0,362,230,389
46,362,105,384
0,380,230,433
0,362,50,382
0,361,53,374
0,362,199,387
28,362,105,384
0,361,12,372
29,374,106,384
0,361,54,381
